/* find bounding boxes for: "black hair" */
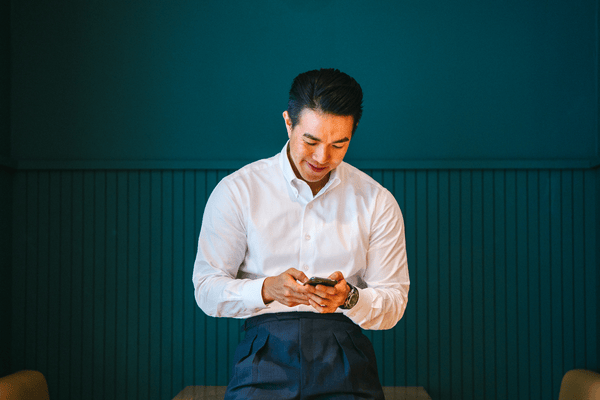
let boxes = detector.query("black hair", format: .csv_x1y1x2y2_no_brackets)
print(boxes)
287,68,363,135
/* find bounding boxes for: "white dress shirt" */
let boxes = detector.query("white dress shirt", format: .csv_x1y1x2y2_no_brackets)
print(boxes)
192,142,409,330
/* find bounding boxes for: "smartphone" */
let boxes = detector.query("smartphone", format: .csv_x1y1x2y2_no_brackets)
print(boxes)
304,277,338,287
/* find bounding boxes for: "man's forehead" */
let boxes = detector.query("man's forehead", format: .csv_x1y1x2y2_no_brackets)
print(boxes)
296,109,354,141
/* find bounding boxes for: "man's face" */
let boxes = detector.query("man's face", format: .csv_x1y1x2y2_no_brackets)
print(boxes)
283,108,354,192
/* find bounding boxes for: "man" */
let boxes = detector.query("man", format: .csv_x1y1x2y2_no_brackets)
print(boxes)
192,68,409,399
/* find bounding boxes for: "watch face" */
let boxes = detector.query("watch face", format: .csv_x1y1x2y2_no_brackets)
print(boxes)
342,286,359,309
348,288,358,308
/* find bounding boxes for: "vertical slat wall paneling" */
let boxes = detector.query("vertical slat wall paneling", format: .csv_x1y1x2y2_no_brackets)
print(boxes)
127,171,140,400
437,170,451,400
172,171,184,395
586,170,598,369
577,170,591,363
70,172,83,400
505,170,518,400
461,170,474,400
93,171,107,400
48,172,60,394
36,172,49,382
539,170,553,400
403,170,417,386
572,171,585,369
149,170,163,398
58,174,71,397
9,167,599,400
6,174,17,370
0,170,12,378
426,171,439,395
516,171,529,399
84,171,98,400
115,172,128,399
104,171,117,400
26,172,39,371
493,170,507,400
449,170,462,399
10,172,26,372
138,171,150,400
562,171,575,375
482,171,496,398
471,171,484,400
527,171,541,400
160,171,173,399
415,170,429,388
550,171,564,397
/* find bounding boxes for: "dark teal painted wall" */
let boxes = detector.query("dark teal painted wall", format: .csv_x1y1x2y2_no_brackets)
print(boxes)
9,0,598,163
0,0,8,160
0,0,11,379
0,168,11,379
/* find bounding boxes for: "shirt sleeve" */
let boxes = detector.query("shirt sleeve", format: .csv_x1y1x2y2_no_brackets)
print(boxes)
192,179,269,318
342,189,410,330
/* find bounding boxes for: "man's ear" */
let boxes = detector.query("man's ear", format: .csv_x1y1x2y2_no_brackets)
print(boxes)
283,111,293,137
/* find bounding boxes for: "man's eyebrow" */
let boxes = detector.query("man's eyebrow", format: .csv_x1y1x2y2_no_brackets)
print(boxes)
303,133,350,144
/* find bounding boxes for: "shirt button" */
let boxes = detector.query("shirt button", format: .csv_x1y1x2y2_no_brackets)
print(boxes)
303,265,309,271
305,234,311,241
307,204,313,210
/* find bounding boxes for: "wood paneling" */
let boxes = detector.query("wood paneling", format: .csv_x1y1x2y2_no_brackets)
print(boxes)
10,168,598,400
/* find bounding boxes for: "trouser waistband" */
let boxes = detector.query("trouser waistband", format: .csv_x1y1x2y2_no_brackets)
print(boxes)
243,311,354,331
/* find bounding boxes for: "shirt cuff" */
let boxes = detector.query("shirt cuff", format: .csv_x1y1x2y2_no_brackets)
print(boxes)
342,286,373,320
241,277,269,311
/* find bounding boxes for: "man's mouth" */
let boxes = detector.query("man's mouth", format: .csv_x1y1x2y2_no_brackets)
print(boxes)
307,162,327,173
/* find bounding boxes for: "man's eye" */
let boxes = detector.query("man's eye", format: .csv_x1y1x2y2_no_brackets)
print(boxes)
333,145,343,149
305,141,317,146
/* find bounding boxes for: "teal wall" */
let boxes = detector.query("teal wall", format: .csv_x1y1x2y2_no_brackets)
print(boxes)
0,0,12,379
4,1,600,400
0,169,11,379
8,0,598,163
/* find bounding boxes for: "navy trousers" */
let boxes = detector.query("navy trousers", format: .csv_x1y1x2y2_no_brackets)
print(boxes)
224,312,385,400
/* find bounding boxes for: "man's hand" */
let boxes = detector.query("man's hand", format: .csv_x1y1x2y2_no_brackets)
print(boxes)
261,268,314,307
306,271,351,313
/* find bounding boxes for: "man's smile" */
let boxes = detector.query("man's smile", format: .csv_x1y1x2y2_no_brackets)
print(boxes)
307,162,327,173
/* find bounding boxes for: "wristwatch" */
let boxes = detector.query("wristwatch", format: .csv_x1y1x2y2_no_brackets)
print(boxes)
340,283,359,310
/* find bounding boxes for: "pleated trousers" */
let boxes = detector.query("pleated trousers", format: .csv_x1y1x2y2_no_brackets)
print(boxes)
224,312,385,400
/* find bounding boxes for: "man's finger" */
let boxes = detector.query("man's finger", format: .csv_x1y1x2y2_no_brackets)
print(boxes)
314,285,335,297
328,271,345,282
287,268,309,284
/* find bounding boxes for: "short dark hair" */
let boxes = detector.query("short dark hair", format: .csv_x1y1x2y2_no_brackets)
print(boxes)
287,68,363,135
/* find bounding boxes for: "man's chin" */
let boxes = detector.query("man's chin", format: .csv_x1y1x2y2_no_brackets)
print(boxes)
301,173,329,184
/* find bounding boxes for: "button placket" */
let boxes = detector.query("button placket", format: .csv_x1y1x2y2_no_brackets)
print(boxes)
299,200,316,275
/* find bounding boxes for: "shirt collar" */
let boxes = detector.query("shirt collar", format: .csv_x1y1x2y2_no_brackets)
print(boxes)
279,141,298,188
278,141,342,198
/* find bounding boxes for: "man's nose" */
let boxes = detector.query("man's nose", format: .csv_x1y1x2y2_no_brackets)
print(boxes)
313,145,329,164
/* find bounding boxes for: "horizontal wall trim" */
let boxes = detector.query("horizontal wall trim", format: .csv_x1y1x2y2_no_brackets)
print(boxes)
12,157,600,171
